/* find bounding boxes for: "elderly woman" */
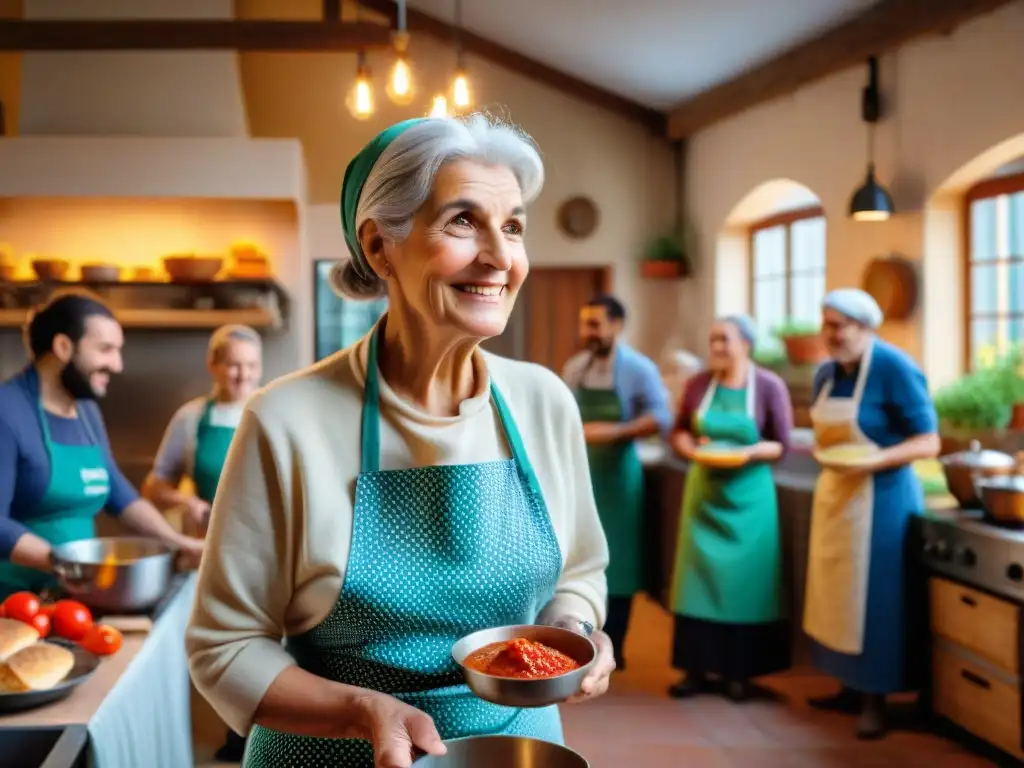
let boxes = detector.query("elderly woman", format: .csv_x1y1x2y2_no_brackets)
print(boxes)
668,315,793,702
803,289,939,740
186,115,614,768
142,324,262,763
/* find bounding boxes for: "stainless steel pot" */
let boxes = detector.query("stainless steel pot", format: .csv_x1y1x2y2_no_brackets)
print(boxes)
414,736,589,767
451,625,596,709
976,453,1024,525
50,537,175,613
939,439,1015,508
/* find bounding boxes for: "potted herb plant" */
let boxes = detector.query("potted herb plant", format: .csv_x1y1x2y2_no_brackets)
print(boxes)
934,372,1014,433
640,230,693,279
988,345,1024,430
775,320,827,366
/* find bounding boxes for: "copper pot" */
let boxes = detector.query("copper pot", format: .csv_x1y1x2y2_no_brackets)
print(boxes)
940,440,1016,508
976,453,1024,524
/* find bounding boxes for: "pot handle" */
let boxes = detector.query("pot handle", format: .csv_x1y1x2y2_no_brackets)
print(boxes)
52,559,91,588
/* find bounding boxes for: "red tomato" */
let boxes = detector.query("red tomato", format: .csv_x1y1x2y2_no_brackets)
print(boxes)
79,624,123,656
0,604,6,619
40,603,57,619
29,612,51,638
1,592,41,623
51,600,93,641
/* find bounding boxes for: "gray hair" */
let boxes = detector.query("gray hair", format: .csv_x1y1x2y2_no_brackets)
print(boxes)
822,288,884,329
332,113,545,300
207,324,261,364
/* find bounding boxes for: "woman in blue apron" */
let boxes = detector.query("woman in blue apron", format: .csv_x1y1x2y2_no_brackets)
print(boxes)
803,289,939,739
143,324,262,762
1,293,202,598
668,316,793,701
185,116,616,768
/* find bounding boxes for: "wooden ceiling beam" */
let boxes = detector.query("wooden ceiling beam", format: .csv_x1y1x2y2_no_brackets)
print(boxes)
0,19,394,52
357,0,665,133
666,0,1018,139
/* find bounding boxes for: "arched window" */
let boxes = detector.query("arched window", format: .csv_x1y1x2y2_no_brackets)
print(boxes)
965,170,1024,369
748,206,826,339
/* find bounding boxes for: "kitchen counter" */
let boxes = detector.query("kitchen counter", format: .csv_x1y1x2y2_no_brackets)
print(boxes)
1,573,197,768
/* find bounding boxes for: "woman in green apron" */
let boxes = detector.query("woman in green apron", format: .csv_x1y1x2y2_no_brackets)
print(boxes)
185,116,616,768
143,324,261,762
563,295,671,670
668,316,794,701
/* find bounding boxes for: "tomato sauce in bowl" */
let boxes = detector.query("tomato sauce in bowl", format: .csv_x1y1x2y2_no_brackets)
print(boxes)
463,637,581,679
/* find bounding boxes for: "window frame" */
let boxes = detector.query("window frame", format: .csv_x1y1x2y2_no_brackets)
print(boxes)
747,205,826,330
963,170,1024,370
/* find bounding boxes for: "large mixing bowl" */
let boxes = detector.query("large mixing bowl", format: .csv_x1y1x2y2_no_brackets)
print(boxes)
414,736,589,768
50,537,175,613
452,625,596,709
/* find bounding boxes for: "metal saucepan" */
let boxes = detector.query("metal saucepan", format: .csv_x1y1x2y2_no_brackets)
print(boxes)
50,537,175,613
939,439,1016,508
413,736,589,767
451,624,596,709
975,453,1024,525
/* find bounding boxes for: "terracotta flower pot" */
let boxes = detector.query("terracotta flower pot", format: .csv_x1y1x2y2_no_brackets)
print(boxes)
782,333,828,366
640,260,690,279
1011,403,1024,431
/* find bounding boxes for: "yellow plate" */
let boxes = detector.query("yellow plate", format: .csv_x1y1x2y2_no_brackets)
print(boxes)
813,443,879,469
693,447,749,469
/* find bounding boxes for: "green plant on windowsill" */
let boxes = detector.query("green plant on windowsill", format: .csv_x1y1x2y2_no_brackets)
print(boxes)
773,320,821,339
934,367,1015,431
640,229,694,279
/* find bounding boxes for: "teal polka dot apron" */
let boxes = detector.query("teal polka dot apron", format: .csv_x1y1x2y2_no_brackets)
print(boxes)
243,328,565,767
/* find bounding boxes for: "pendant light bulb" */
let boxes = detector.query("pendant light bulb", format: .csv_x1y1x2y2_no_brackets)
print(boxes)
386,32,416,106
429,94,451,119
345,59,375,121
451,68,471,110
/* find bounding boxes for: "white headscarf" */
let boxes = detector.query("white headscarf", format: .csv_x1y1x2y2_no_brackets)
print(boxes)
822,288,883,329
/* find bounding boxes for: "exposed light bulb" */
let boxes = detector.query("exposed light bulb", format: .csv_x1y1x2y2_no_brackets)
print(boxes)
345,66,375,121
451,69,471,109
429,94,451,118
386,56,415,106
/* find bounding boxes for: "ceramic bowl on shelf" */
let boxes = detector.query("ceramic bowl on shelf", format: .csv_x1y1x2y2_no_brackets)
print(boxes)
32,258,71,282
162,255,224,283
451,624,596,709
0,264,15,282
80,264,121,283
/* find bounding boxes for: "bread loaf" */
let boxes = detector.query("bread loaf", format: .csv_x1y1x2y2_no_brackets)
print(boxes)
0,618,40,661
3,642,75,691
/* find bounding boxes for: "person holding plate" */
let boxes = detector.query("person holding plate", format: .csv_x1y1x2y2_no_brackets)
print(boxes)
186,114,615,768
803,289,939,739
668,315,793,701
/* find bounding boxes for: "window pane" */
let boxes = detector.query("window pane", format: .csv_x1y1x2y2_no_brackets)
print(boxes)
753,276,786,334
1011,192,1024,258
971,263,1000,315
791,273,826,325
1011,261,1024,315
791,216,826,272
752,225,786,277
1010,315,1024,347
971,318,1000,369
970,198,998,262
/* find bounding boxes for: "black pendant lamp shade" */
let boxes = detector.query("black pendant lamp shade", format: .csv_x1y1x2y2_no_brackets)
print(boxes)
850,57,894,222
850,164,894,221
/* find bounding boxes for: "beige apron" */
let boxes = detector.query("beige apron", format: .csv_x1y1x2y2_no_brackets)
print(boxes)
803,339,877,655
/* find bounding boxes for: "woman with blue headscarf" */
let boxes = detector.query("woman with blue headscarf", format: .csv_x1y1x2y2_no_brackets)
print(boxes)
185,115,615,768
803,289,939,740
668,315,794,701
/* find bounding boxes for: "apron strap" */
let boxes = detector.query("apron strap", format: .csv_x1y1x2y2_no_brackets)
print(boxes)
360,326,542,498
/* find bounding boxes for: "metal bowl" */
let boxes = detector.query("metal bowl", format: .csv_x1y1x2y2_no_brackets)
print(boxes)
414,736,589,767
50,537,175,613
452,625,596,709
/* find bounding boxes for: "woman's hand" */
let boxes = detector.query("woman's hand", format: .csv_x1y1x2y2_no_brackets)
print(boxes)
356,692,446,768
670,430,697,459
566,629,616,703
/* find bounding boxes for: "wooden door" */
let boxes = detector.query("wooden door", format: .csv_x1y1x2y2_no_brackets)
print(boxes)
524,266,611,373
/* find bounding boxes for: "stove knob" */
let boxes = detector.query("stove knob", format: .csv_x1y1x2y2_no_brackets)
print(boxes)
922,539,936,555
1008,564,1024,583
955,547,977,567
934,540,952,561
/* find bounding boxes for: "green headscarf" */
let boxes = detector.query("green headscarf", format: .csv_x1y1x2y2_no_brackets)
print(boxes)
340,118,428,278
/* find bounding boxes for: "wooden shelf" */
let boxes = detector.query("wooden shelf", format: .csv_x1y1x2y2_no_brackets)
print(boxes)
0,278,288,332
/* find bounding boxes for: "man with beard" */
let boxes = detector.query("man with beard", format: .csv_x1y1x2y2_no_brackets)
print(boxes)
561,294,671,670
0,292,204,598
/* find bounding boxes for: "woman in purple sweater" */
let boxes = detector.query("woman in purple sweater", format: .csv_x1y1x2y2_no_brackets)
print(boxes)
668,315,794,701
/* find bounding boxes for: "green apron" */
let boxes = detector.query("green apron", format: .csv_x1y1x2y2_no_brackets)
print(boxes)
192,399,237,503
0,401,111,598
574,385,644,598
671,379,783,624
243,325,565,766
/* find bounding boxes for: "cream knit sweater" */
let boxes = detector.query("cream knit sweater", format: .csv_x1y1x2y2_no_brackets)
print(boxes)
185,332,609,735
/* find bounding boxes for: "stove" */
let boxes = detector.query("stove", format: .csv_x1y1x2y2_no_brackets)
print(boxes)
917,508,1024,601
